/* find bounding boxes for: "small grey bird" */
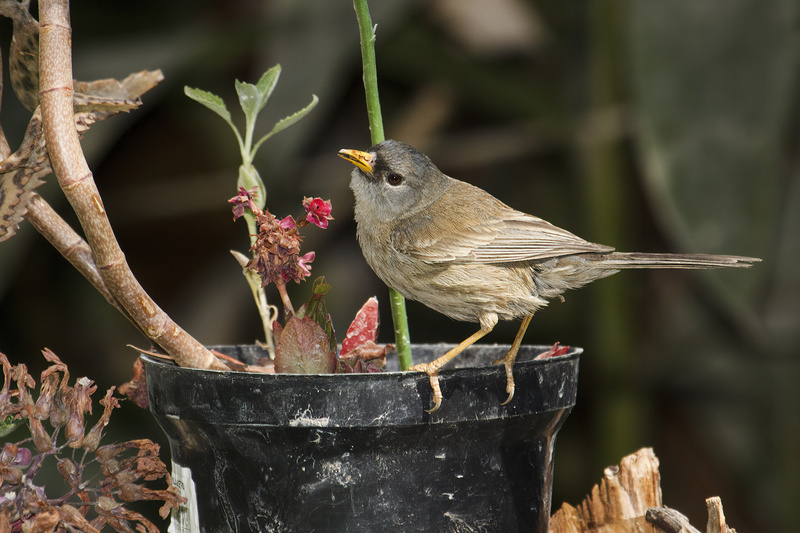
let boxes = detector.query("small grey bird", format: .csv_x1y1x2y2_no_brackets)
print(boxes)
339,140,760,412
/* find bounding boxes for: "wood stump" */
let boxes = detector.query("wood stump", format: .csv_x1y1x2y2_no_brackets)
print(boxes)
549,448,736,533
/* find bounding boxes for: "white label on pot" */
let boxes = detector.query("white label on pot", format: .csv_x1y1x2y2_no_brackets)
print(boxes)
169,461,200,533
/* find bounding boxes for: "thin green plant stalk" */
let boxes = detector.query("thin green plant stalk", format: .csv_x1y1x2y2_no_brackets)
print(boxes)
353,0,413,370
185,65,317,356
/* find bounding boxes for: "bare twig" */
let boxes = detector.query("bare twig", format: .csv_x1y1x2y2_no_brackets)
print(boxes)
37,0,225,370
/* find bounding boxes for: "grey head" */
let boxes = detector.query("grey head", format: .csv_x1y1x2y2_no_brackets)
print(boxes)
339,140,451,222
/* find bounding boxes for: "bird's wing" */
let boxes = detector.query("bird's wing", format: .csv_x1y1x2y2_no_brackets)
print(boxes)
391,181,613,263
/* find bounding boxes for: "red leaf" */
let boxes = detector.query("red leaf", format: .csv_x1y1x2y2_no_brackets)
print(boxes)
341,297,379,355
337,341,393,374
534,342,570,360
274,317,337,374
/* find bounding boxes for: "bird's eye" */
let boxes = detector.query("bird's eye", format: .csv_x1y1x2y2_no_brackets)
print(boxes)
386,173,403,186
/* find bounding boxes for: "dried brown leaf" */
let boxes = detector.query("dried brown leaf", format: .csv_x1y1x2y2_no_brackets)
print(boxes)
29,417,53,453
0,353,12,406
57,457,78,487
29,509,60,531
66,377,97,447
83,387,119,452
60,504,102,533
1,69,163,242
118,358,148,409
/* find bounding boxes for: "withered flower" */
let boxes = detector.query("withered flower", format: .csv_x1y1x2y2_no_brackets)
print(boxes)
228,185,259,220
229,191,332,291
0,350,185,532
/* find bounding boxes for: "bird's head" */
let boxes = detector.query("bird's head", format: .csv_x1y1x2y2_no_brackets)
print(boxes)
338,140,450,221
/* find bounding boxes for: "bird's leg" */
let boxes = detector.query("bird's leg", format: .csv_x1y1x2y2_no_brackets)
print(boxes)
409,323,495,413
492,314,533,405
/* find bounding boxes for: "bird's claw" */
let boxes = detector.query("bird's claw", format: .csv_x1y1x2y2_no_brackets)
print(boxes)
409,362,443,413
492,354,516,406
500,386,515,406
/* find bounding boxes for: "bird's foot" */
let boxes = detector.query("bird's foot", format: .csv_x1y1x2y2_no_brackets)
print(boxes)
492,351,517,406
409,362,443,413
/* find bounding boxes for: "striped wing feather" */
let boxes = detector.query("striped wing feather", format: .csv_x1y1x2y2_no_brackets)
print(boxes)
391,179,613,264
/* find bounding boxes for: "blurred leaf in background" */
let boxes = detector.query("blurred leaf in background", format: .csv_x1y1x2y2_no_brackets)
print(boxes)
630,0,799,529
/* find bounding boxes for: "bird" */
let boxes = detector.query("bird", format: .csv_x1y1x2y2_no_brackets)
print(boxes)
338,140,760,412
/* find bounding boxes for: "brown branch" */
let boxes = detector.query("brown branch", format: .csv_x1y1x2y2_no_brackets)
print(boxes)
37,0,225,370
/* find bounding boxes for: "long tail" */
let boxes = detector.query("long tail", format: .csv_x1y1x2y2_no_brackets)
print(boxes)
596,252,761,270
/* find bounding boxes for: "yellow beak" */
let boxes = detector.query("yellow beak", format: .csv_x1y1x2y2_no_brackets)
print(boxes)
338,149,375,174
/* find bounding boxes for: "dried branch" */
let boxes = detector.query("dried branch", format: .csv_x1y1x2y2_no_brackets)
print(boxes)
549,448,738,533
36,0,225,370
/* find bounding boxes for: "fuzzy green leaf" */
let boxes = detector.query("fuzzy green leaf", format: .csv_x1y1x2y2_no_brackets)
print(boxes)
255,65,281,110
184,86,232,125
236,65,282,120
234,79,261,119
253,95,319,154
271,94,319,136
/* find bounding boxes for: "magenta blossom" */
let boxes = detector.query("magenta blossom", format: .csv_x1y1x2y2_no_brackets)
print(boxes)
302,197,333,229
280,216,296,230
230,192,331,290
295,251,315,280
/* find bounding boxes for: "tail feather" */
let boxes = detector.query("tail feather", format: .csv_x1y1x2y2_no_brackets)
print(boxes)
596,252,761,270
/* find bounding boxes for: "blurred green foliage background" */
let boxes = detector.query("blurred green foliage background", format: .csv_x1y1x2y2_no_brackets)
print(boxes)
1,1,797,530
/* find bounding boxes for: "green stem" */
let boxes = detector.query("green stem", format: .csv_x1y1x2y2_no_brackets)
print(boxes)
353,0,384,143
388,288,412,370
353,0,413,370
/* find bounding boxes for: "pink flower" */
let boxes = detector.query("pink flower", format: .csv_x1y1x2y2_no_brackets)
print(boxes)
228,186,259,220
231,194,328,289
280,216,296,230
302,197,333,229
296,251,315,280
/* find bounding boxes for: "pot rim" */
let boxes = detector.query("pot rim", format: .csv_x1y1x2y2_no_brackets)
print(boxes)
141,343,582,377
142,344,581,425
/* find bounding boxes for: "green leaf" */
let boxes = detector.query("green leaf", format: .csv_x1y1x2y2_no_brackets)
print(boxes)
236,65,282,120
0,414,21,438
235,79,261,119
255,64,282,111
184,86,232,125
237,165,266,209
271,94,319,137
252,95,319,154
311,276,332,296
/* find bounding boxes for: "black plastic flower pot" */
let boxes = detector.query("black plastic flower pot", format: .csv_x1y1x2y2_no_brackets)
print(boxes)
143,344,580,533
